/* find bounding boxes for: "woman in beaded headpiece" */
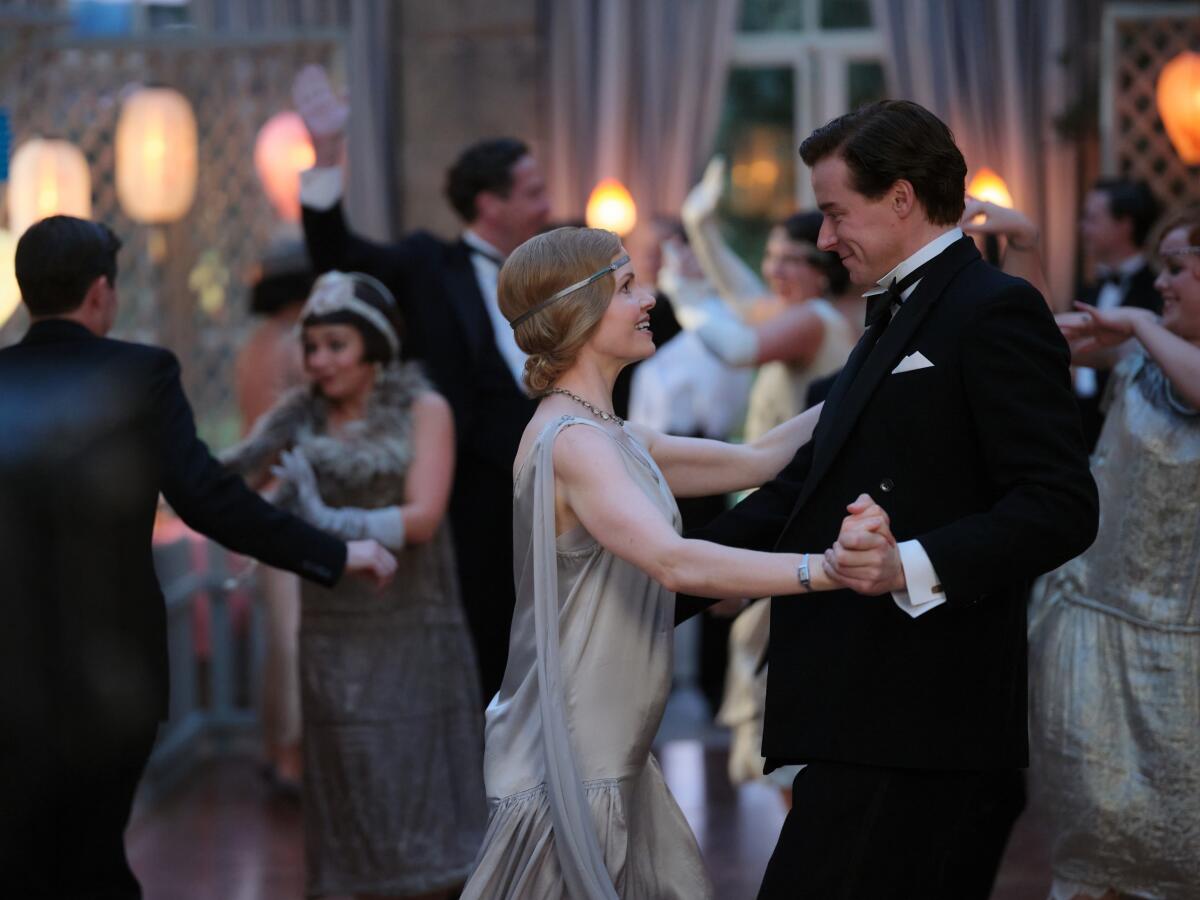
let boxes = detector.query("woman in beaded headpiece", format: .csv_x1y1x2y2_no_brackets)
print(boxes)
1028,205,1200,900
459,227,887,899
222,271,486,899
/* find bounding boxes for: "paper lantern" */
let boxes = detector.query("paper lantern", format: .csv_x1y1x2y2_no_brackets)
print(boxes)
586,178,637,236
116,87,198,223
7,138,93,236
1157,51,1200,165
254,111,316,223
0,229,19,328
966,167,1014,209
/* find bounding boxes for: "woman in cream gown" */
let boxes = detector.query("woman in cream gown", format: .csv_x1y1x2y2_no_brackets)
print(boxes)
460,227,887,900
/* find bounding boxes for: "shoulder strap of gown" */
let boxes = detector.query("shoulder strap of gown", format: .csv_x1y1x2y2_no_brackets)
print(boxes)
531,415,622,900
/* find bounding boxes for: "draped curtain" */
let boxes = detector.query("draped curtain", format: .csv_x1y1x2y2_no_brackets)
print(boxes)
871,0,1084,304
190,0,395,241
547,0,740,226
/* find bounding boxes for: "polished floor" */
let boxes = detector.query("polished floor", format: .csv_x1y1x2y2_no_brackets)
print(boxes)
127,743,1053,899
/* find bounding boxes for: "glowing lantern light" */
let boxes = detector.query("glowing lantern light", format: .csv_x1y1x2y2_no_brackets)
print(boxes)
116,87,198,223
967,167,1014,209
7,138,92,236
1157,51,1200,165
0,229,19,328
586,178,638,236
254,111,316,223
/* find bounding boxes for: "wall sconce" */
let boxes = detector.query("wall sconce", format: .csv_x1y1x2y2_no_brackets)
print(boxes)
586,178,638,236
7,137,92,235
116,86,198,224
966,167,1014,210
1157,51,1200,165
254,111,316,223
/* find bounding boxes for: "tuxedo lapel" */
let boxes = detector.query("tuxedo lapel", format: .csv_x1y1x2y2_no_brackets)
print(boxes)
442,240,490,359
789,237,980,517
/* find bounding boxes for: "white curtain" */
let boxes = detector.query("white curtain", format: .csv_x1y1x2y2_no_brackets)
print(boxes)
547,0,740,224
190,0,395,241
871,0,1081,304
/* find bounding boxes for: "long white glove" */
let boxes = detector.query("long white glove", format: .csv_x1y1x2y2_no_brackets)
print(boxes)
680,157,767,308
695,302,759,367
272,449,406,550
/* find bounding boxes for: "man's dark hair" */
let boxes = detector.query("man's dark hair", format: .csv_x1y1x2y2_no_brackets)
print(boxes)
1093,178,1161,247
444,138,530,223
799,100,967,226
15,215,122,317
781,210,850,295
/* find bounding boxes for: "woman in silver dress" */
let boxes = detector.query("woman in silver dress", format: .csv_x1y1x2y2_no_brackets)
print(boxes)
1031,204,1200,900
224,271,486,899
460,227,887,899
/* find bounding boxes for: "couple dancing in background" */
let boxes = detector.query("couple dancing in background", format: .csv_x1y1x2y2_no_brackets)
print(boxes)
463,99,1098,900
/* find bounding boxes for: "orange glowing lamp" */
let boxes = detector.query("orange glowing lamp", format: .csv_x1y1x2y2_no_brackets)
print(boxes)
967,167,1014,209
1157,51,1200,165
586,178,638,236
254,111,317,223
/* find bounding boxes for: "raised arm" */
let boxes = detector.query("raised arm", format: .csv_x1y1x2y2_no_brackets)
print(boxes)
626,402,822,498
960,197,1055,308
294,64,408,281
681,157,767,306
554,425,852,600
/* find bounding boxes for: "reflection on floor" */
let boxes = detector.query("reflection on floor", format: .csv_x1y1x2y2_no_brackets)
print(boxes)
127,742,1052,899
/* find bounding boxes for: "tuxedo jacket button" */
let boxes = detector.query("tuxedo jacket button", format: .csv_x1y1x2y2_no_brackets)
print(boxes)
880,478,895,492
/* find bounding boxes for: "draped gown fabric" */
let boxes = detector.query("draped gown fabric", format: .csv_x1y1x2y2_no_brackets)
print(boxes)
1029,351,1200,898
461,416,713,900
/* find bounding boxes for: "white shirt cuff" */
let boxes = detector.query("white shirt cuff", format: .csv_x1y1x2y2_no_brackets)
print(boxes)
891,539,946,618
299,166,344,211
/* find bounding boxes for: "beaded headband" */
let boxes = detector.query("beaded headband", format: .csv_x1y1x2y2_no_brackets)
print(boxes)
509,254,631,329
1160,246,1200,258
300,271,401,357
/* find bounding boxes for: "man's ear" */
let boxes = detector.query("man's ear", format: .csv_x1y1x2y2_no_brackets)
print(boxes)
891,179,918,219
474,190,501,223
78,275,110,317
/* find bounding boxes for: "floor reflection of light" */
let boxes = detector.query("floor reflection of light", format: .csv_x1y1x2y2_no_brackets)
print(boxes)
659,738,707,832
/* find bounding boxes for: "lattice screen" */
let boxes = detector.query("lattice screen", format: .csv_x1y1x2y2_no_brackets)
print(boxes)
0,31,343,446
1103,4,1200,205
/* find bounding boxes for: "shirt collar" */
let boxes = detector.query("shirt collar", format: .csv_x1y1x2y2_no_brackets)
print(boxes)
863,227,964,299
462,229,506,266
1096,253,1146,281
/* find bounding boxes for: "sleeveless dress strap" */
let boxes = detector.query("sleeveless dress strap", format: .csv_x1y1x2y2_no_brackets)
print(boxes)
530,416,621,900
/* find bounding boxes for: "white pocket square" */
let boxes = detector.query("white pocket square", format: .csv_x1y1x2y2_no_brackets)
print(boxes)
891,351,935,374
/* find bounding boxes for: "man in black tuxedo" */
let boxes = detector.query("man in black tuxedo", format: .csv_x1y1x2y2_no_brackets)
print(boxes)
690,101,1099,899
1075,178,1163,449
0,216,397,899
296,68,548,701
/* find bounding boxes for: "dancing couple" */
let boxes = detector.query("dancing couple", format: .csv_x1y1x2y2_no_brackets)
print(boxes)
461,99,1098,900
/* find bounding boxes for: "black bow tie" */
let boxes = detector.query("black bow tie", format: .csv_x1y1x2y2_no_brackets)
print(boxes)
864,258,937,329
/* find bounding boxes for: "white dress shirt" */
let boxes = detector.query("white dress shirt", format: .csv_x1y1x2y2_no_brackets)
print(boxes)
861,227,963,618
461,229,528,388
1074,253,1145,398
299,166,528,391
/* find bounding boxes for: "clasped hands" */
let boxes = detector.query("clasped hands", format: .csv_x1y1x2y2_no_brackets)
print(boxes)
822,494,905,595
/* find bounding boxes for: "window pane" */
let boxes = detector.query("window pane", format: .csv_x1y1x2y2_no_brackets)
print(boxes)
847,60,887,110
712,67,797,270
820,0,872,29
739,0,807,32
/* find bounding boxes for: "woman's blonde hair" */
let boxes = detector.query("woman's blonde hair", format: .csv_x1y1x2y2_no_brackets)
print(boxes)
498,226,623,394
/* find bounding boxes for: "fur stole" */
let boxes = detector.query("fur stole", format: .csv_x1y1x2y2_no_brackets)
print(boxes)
223,362,430,497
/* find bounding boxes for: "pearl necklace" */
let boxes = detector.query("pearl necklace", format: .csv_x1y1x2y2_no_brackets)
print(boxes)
545,387,625,426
